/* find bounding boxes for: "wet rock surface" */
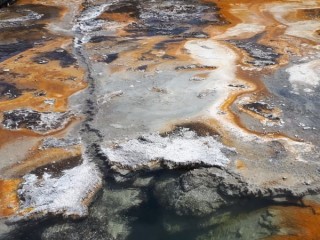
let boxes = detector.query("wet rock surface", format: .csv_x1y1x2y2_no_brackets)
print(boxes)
154,168,240,217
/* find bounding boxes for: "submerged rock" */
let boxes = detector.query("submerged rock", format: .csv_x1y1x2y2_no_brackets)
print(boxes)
154,167,241,216
41,187,145,240
103,129,234,171
153,165,320,217
196,208,274,240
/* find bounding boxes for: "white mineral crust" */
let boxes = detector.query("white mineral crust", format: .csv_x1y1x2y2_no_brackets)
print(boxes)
14,161,102,220
103,130,232,169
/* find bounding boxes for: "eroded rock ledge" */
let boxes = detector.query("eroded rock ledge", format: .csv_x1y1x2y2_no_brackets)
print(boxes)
101,128,320,219
11,159,102,222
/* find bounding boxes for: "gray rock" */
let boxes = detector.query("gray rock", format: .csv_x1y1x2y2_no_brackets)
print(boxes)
196,208,274,240
154,168,238,216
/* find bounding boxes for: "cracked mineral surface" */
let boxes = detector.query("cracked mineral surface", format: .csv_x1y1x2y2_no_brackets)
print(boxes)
0,0,320,239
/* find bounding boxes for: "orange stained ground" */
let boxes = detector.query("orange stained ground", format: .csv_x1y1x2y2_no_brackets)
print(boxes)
0,38,86,113
1,145,82,178
99,12,136,23
0,38,86,150
0,179,21,217
266,201,320,240
235,160,246,170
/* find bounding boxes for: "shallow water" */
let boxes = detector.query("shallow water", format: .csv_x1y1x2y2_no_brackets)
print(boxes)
5,170,283,240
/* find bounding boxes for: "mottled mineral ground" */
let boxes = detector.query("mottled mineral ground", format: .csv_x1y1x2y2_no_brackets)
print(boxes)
0,0,319,239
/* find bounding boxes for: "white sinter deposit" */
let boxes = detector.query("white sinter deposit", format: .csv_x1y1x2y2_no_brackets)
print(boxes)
267,1,320,43
214,23,266,39
184,39,313,163
286,59,320,94
13,160,102,221
103,129,233,169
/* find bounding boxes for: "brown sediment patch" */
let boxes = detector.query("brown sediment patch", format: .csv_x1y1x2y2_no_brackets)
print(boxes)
284,8,320,22
16,0,68,16
162,121,220,137
0,82,22,100
90,53,119,64
166,40,191,63
151,87,168,94
1,145,82,178
110,37,190,74
0,128,41,148
1,109,73,134
100,1,139,20
201,0,240,37
30,151,82,177
98,12,136,23
265,201,320,240
194,72,210,79
0,179,21,217
235,160,246,170
202,0,276,38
